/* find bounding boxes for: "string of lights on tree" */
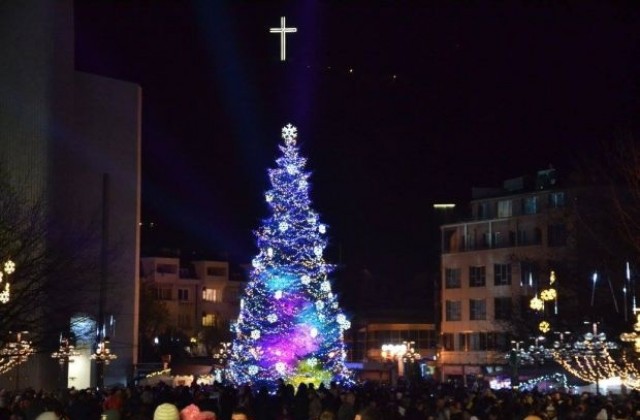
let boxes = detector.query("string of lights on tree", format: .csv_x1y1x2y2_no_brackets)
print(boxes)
228,124,351,389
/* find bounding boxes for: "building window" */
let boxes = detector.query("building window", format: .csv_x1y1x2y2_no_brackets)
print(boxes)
442,333,454,351
470,299,486,320
494,263,512,286
516,229,527,245
548,224,567,247
207,267,227,277
445,300,461,321
444,268,461,289
494,297,512,320
177,288,189,301
523,196,538,215
459,333,468,352
477,202,490,219
178,314,191,328
469,266,486,287
155,288,172,300
202,287,218,302
497,200,512,218
549,192,565,208
202,313,216,327
520,261,538,287
470,333,488,351
157,264,177,274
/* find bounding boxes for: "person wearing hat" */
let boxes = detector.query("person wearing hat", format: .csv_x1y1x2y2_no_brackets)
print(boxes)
154,403,180,420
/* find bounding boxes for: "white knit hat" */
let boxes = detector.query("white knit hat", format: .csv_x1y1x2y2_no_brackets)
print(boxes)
154,403,180,420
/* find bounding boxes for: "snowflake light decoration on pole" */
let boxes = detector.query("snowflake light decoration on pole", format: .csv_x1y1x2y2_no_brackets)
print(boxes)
0,259,16,304
229,124,351,389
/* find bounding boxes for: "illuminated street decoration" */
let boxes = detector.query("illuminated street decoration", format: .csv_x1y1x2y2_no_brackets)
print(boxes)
229,124,351,389
0,331,34,375
539,321,551,334
51,335,80,365
620,313,640,352
530,294,543,311
0,259,16,304
553,323,618,392
269,17,297,61
90,337,117,365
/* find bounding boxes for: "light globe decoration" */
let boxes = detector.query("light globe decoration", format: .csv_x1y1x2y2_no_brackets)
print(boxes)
228,124,351,390
90,337,117,365
529,270,559,333
51,335,80,366
0,331,34,376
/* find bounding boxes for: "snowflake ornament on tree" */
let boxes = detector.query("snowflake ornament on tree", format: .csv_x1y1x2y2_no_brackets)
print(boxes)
281,124,298,145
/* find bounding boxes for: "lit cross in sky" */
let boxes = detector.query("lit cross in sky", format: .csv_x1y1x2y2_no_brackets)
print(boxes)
269,16,297,61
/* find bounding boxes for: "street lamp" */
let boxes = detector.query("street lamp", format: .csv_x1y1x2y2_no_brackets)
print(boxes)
51,334,80,365
380,341,422,385
509,340,525,388
52,333,80,389
213,342,231,382
91,337,117,364
573,323,615,395
0,331,34,390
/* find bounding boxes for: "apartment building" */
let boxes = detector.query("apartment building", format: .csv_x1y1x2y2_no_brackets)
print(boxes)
140,257,245,355
439,168,573,383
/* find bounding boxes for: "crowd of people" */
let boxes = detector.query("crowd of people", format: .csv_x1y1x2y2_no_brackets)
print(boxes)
1,378,640,420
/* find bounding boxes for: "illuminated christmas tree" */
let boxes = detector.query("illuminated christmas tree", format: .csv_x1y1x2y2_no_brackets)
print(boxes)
229,124,351,389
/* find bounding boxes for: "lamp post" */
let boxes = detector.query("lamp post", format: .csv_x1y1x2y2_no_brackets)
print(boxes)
401,341,422,384
91,336,117,388
213,342,231,383
1,331,34,391
52,334,80,389
574,322,611,395
509,340,526,389
380,341,421,385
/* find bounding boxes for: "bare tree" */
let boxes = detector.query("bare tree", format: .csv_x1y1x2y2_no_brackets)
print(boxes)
0,167,105,352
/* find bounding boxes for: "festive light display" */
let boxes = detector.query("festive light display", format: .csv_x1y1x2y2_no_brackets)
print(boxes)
229,124,351,389
0,331,34,375
90,337,117,365
51,335,80,365
0,259,16,304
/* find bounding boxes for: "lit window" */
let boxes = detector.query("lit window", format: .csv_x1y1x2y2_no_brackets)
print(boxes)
202,288,218,302
202,313,216,327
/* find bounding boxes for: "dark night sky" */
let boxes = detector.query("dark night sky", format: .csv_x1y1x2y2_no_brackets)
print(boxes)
74,1,640,307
